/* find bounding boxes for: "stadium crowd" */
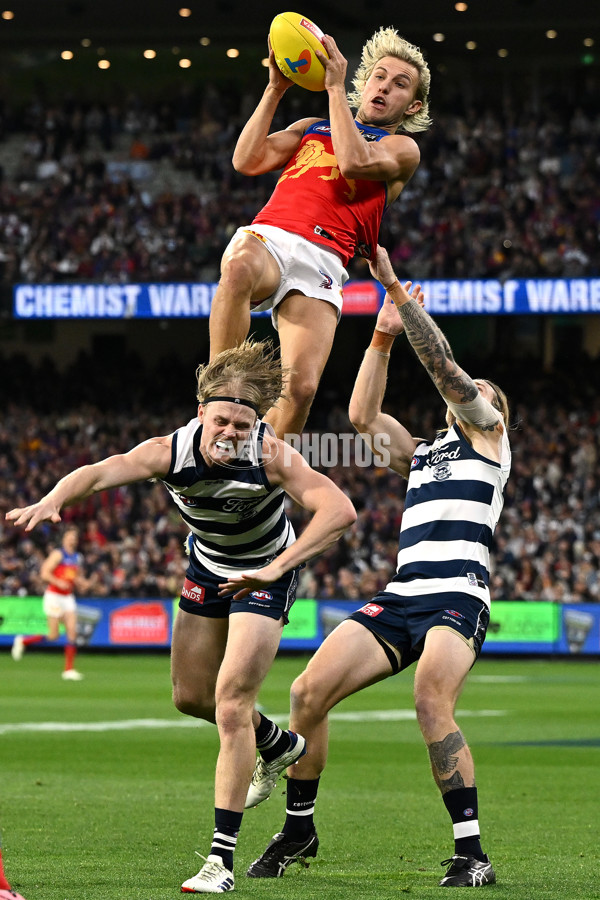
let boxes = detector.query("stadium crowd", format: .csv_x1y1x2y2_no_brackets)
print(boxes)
1,353,599,604
0,72,599,290
1,70,599,605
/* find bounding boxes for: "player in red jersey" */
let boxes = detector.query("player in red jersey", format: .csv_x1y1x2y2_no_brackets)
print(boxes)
0,831,27,900
209,26,432,438
11,525,88,680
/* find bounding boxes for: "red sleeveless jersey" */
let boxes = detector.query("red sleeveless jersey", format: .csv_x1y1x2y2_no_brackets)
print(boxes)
252,120,389,266
47,550,81,596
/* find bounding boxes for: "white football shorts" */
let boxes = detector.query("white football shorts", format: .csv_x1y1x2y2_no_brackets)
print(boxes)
228,223,349,325
43,589,77,617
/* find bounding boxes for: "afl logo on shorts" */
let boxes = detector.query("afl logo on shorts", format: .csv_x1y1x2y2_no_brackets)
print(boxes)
250,590,273,601
182,578,205,604
444,609,464,619
359,603,383,618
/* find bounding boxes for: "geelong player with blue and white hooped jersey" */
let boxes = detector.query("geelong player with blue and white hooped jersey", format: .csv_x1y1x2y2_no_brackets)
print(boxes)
389,419,511,609
5,340,356,894
245,250,510,889
164,416,294,581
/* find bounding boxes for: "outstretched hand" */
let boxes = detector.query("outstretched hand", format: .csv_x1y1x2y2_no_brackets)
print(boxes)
5,499,62,532
369,245,396,288
375,282,425,335
370,244,425,334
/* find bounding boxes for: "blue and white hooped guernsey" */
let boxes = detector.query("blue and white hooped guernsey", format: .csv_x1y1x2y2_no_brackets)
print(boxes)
161,418,294,579
386,423,511,609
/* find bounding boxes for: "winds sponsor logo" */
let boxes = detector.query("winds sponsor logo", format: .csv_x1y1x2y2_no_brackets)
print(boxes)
181,578,205,604
359,603,383,617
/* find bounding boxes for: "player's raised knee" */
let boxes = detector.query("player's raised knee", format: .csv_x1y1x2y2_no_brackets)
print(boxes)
172,684,216,722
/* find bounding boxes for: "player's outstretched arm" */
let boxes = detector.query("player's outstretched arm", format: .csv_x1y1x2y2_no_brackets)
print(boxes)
370,246,502,432
5,436,172,532
349,264,422,478
232,42,316,175
371,248,473,398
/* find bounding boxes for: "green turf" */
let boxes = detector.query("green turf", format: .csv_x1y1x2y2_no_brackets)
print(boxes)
1,652,599,899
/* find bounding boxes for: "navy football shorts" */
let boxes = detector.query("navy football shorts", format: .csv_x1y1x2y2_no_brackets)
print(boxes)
178,550,299,624
347,590,490,672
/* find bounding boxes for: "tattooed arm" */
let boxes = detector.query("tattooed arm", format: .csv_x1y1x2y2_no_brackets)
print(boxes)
368,246,501,434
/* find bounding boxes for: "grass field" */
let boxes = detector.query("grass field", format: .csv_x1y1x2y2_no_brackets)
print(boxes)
1,651,599,899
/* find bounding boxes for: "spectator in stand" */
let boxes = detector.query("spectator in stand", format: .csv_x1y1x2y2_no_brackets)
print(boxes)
1,76,598,296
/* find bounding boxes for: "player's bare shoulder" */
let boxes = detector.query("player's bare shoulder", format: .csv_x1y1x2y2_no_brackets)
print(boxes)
259,431,308,487
284,115,322,136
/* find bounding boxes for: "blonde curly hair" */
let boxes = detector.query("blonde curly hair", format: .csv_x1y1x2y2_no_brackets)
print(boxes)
347,26,432,133
196,340,288,417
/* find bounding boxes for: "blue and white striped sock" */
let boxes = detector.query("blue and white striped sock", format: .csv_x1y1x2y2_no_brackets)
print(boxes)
210,808,243,871
255,712,293,762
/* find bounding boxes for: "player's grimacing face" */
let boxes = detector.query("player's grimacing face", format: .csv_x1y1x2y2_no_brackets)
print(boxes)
199,401,256,465
358,56,421,126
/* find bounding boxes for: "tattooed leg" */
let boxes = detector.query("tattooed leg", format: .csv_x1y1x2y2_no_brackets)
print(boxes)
427,730,476,794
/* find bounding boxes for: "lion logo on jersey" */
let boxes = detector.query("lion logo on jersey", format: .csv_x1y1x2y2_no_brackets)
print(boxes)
278,140,357,200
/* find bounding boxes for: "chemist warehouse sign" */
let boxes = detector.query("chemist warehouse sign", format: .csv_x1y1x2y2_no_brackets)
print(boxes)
13,278,600,319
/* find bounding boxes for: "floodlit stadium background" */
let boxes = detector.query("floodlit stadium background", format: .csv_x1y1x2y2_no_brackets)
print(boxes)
1,6,600,900
1,0,600,651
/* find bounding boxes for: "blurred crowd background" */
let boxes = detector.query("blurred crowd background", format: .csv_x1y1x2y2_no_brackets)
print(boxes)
0,71,598,292
1,65,599,606
1,351,599,604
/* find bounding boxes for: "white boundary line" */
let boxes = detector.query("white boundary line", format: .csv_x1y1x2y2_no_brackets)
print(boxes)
0,709,507,735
